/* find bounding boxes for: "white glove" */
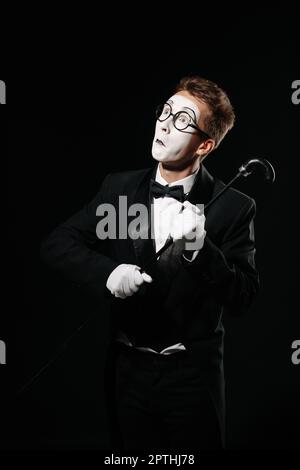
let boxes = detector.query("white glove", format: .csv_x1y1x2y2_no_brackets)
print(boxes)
169,200,206,251
106,264,153,299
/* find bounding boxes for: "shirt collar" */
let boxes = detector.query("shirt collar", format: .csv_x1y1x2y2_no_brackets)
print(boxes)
155,164,200,195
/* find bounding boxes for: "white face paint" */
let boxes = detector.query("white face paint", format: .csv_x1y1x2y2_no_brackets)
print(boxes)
151,94,202,163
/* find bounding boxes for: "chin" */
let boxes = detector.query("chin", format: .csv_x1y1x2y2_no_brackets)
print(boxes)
152,149,175,163
152,154,165,162
152,149,166,162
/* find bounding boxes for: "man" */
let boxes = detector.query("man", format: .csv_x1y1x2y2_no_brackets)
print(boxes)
41,76,259,451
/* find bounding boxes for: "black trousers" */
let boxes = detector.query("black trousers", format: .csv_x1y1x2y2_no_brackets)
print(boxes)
106,342,223,452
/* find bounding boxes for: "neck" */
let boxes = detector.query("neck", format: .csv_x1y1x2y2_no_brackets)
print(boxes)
159,157,201,183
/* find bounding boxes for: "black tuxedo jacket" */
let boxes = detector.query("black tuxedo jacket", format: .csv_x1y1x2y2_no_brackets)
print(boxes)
41,163,259,434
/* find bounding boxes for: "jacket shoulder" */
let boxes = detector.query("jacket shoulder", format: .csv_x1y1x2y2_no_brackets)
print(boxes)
214,177,256,212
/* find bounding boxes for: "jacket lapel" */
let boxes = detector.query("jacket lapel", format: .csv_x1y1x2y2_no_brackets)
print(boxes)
129,166,157,275
186,163,215,209
187,163,219,237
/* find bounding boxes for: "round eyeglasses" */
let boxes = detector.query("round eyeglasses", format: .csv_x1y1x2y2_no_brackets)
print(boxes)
156,102,211,140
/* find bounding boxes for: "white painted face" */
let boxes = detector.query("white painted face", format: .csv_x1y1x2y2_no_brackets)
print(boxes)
151,93,202,163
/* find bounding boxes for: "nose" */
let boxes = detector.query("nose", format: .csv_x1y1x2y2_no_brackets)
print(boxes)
161,116,172,134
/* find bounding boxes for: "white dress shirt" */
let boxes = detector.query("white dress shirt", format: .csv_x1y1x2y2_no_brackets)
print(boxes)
117,165,200,355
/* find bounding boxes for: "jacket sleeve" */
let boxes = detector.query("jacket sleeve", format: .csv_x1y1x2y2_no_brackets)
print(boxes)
181,198,259,316
40,174,119,300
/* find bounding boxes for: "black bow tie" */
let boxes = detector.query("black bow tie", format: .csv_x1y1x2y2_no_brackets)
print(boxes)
150,179,185,202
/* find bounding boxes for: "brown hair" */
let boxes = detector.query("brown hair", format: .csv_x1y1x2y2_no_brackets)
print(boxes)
175,76,235,148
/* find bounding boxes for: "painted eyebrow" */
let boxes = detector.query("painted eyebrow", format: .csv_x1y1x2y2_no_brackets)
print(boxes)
166,100,197,121
183,107,197,121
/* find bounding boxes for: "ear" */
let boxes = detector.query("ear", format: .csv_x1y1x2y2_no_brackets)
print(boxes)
195,139,215,160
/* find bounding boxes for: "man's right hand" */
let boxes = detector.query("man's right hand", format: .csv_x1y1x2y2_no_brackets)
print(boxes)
106,264,153,299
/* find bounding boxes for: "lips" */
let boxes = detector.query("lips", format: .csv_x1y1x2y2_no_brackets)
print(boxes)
156,138,165,147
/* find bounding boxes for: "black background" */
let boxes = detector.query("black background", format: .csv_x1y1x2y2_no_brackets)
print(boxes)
2,12,300,450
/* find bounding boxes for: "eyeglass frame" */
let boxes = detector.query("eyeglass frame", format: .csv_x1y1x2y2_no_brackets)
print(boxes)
156,102,211,140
